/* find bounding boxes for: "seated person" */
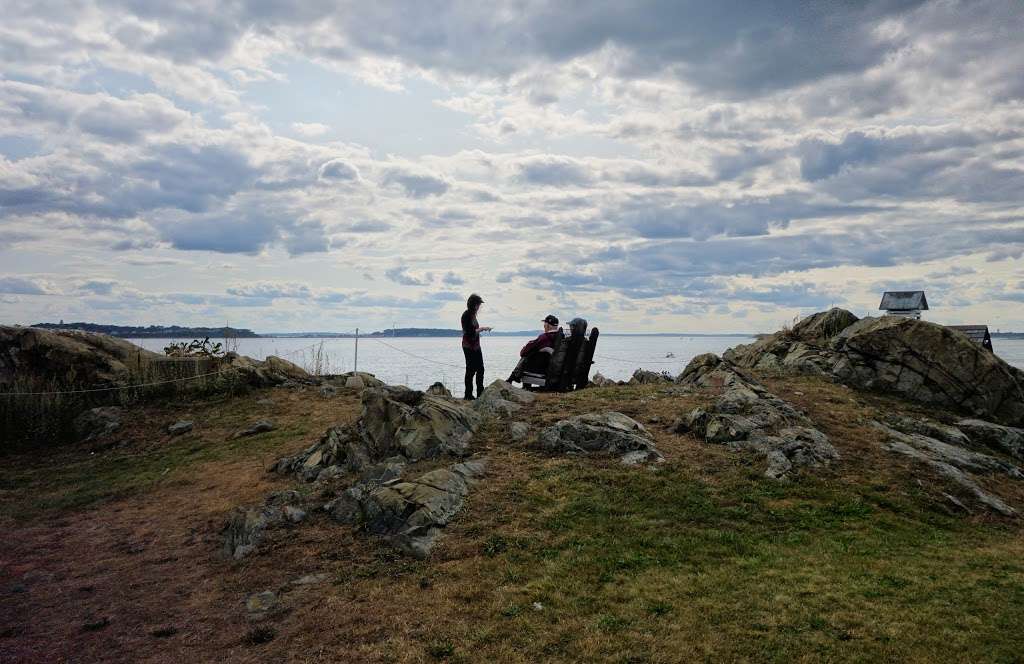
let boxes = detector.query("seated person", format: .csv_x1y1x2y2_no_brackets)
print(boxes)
519,315,560,372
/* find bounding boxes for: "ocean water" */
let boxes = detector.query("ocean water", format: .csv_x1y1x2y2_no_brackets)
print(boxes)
128,335,1024,392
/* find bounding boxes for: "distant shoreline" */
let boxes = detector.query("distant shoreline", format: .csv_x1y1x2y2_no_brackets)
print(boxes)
24,322,1024,340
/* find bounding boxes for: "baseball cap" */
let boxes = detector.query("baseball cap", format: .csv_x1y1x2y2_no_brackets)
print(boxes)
543,314,559,326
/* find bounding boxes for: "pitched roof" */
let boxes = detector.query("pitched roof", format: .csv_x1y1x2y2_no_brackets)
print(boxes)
947,325,990,344
879,291,929,311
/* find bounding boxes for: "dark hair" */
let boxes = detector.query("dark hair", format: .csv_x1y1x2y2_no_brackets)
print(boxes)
467,293,484,310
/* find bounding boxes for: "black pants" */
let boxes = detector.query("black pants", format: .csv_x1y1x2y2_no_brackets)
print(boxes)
463,346,484,398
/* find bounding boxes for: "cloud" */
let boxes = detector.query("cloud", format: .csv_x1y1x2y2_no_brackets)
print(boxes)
380,166,450,198
0,81,189,144
293,122,330,137
226,282,313,299
0,276,53,295
442,271,465,285
516,155,592,186
75,280,121,296
385,266,428,286
347,220,393,233
157,211,328,256
318,158,361,182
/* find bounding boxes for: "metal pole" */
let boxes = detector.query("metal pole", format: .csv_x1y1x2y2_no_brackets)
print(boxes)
354,327,359,374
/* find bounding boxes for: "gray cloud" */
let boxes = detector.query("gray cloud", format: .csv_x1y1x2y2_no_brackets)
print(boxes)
318,159,361,182
385,266,428,286
516,156,592,186
380,167,450,198
0,276,51,295
226,282,313,299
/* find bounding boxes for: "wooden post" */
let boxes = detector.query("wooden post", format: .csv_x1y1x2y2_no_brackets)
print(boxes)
354,328,359,374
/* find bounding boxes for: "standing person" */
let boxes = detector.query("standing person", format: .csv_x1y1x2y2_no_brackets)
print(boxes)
461,293,492,400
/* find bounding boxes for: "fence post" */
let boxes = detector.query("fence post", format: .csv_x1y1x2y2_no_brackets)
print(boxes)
354,327,359,374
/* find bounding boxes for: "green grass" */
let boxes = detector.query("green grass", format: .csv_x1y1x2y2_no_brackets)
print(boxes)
463,459,1024,662
0,421,310,521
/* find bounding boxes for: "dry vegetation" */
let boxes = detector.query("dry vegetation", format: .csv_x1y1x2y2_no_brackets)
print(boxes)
2,376,1024,663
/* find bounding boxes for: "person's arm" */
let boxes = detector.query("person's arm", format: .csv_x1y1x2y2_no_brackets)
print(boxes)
520,333,546,357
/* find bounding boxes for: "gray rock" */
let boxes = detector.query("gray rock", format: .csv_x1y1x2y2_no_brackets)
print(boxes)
222,507,285,559
871,422,1023,479
508,421,530,443
425,382,453,397
256,398,275,407
283,506,306,523
264,490,302,507
291,573,329,586
957,419,1024,461
589,372,615,387
473,379,535,418
233,420,276,439
629,369,673,385
539,412,664,464
729,311,1024,427
755,427,840,480
246,591,278,618
872,421,1021,515
223,353,314,388
790,307,860,341
167,420,193,436
358,459,405,484
676,355,837,480
73,407,122,442
0,326,162,390
319,385,337,398
335,459,489,557
885,415,971,448
334,371,385,389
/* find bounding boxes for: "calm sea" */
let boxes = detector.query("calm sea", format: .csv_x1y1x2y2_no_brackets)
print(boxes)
128,335,1024,393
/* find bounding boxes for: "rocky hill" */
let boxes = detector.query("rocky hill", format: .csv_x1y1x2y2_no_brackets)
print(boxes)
2,310,1024,662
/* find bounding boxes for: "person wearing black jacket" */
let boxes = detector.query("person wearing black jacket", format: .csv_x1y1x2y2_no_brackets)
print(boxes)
461,293,491,400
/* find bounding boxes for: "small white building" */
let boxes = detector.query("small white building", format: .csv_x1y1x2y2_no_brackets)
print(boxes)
879,291,928,319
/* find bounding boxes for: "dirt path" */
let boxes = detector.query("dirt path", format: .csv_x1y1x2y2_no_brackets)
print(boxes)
0,387,361,663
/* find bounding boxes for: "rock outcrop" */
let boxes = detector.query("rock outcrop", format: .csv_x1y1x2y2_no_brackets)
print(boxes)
957,419,1024,461
872,420,1022,516
831,317,1024,425
426,382,453,397
331,371,385,389
327,459,488,558
272,386,481,481
472,379,535,418
0,325,162,388
725,310,1024,427
222,353,314,387
629,369,673,385
675,354,838,480
222,491,306,559
538,412,664,464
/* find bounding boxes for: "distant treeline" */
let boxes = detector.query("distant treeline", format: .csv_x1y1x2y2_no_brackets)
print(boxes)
33,322,259,338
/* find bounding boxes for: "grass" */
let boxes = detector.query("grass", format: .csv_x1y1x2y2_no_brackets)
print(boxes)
2,377,1024,663
0,387,356,521
460,458,1024,662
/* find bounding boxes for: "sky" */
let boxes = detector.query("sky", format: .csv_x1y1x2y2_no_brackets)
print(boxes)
1,0,1022,334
